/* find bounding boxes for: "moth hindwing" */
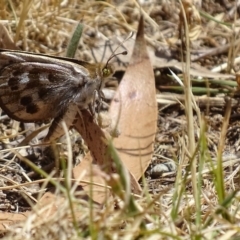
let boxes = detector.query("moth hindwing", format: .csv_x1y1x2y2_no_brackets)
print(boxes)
0,49,113,141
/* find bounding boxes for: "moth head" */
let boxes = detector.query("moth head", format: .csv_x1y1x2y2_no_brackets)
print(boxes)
98,50,127,90
102,64,114,79
101,50,127,78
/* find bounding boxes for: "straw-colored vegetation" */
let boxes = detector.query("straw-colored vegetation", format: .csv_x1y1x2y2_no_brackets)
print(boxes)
1,0,240,239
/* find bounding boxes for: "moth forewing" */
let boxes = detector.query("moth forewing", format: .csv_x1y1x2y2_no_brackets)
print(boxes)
0,49,114,142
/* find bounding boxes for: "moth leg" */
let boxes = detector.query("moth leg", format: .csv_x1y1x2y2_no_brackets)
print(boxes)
88,101,95,117
44,104,78,142
87,89,102,119
88,90,118,136
97,89,105,113
75,107,87,139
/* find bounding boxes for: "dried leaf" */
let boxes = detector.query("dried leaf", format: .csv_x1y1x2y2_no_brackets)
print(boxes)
109,16,157,180
72,152,111,204
0,211,30,230
73,110,142,200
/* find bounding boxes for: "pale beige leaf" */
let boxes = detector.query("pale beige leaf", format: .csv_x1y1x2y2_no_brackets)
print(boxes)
0,211,30,231
109,16,157,180
72,152,111,204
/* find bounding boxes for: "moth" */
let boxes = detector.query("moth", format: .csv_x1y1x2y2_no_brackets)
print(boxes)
0,49,122,142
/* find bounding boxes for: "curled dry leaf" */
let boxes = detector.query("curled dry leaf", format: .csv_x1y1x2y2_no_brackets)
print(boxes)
73,110,112,203
73,110,142,203
109,16,157,180
74,110,112,168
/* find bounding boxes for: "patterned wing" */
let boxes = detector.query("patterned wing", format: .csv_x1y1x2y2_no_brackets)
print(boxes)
0,51,91,122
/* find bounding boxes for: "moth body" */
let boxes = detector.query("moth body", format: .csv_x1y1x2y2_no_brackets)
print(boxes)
0,49,113,141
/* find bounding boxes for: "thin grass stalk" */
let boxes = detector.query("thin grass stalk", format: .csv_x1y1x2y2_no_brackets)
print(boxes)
199,10,232,27
216,100,231,204
66,22,83,58
197,118,208,233
15,0,33,43
179,0,200,231
61,122,80,234
7,0,18,23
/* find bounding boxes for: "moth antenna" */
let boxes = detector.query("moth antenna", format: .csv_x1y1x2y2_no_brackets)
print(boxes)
104,32,133,67
105,50,127,68
91,48,98,63
111,32,133,56
100,40,110,63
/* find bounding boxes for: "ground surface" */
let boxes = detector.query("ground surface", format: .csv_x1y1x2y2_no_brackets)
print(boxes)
1,0,240,239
